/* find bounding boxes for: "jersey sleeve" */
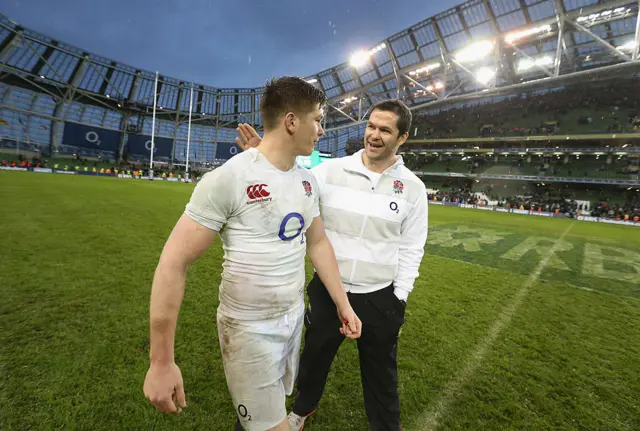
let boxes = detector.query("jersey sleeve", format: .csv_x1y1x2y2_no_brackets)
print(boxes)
310,161,329,200
184,167,238,232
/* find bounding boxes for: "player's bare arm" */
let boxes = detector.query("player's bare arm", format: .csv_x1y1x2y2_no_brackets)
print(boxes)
305,216,362,339
144,215,217,414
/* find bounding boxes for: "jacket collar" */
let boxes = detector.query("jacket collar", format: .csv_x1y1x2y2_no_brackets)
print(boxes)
343,149,404,177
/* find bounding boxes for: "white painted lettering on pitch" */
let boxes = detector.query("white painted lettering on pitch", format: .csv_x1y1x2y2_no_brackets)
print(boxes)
501,236,573,270
428,225,508,252
582,243,640,284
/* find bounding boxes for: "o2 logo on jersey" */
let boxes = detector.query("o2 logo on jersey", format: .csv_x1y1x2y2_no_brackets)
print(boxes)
279,212,305,244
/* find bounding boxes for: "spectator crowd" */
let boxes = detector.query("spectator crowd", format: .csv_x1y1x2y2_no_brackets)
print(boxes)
427,184,639,221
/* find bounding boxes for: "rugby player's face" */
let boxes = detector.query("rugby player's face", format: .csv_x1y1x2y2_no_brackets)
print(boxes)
364,109,407,162
296,104,325,156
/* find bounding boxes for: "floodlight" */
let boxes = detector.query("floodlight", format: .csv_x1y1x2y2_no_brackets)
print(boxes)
408,62,441,76
505,25,552,44
576,7,631,23
475,67,495,85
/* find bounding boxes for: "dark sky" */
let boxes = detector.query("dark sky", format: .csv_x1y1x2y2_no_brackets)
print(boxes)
3,0,458,88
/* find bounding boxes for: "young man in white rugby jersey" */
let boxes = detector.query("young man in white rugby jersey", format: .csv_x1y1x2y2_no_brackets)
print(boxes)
236,99,429,431
143,77,362,431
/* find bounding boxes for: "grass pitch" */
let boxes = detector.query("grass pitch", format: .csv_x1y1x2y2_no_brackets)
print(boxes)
1,171,639,430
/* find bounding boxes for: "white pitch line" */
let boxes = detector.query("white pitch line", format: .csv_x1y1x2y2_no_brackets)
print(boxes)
416,222,575,431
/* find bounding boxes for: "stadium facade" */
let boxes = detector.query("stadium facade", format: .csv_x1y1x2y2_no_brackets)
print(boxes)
0,0,639,166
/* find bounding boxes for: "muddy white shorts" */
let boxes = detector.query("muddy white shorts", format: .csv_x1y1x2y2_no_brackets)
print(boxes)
217,301,305,430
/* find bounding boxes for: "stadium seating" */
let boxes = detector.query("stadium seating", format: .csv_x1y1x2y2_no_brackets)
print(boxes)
412,77,640,139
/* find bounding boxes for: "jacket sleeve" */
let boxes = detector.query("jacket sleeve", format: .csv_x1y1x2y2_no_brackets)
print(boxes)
394,186,429,302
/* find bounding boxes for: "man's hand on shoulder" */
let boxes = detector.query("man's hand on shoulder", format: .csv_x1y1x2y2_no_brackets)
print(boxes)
235,123,262,151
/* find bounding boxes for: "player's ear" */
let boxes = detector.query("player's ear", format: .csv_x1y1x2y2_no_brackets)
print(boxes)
396,131,409,147
284,112,297,135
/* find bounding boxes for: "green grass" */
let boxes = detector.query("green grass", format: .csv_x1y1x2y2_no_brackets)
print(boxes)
1,171,639,430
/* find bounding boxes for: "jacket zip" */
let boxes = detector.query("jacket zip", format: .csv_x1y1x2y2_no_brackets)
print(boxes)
345,167,392,284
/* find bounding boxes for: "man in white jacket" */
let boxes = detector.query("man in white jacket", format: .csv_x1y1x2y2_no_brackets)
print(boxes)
236,99,429,431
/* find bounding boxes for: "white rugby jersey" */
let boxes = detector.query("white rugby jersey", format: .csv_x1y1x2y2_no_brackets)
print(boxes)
311,149,428,301
184,148,320,320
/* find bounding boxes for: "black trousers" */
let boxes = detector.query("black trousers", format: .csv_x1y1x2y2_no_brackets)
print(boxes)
292,274,405,431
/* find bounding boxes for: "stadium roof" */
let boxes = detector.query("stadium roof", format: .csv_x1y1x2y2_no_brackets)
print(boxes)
1,0,639,132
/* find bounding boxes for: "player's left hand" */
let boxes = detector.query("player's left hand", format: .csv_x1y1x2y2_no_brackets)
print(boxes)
337,304,362,339
235,123,262,151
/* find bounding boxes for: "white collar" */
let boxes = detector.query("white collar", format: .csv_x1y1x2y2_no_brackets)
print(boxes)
343,149,404,177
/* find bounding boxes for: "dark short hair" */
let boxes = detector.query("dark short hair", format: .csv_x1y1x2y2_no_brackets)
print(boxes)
370,99,412,137
260,77,327,130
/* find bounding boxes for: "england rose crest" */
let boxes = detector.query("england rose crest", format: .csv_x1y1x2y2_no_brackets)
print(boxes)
302,180,313,197
393,180,404,194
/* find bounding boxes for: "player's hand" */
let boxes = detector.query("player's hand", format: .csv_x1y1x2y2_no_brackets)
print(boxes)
337,304,362,339
235,123,262,151
143,362,187,414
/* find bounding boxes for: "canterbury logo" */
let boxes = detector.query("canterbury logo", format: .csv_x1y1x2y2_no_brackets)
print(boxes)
246,184,270,199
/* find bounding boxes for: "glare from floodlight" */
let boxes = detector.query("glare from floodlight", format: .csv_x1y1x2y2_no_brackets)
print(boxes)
517,55,554,72
349,43,386,68
475,67,495,85
408,62,441,76
435,82,444,89
340,96,358,105
350,50,369,68
455,40,494,64
616,41,636,51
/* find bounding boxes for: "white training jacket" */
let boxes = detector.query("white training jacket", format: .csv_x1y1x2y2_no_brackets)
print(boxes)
311,149,429,302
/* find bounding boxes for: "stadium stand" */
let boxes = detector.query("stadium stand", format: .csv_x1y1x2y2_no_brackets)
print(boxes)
1,0,639,223
412,76,640,139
